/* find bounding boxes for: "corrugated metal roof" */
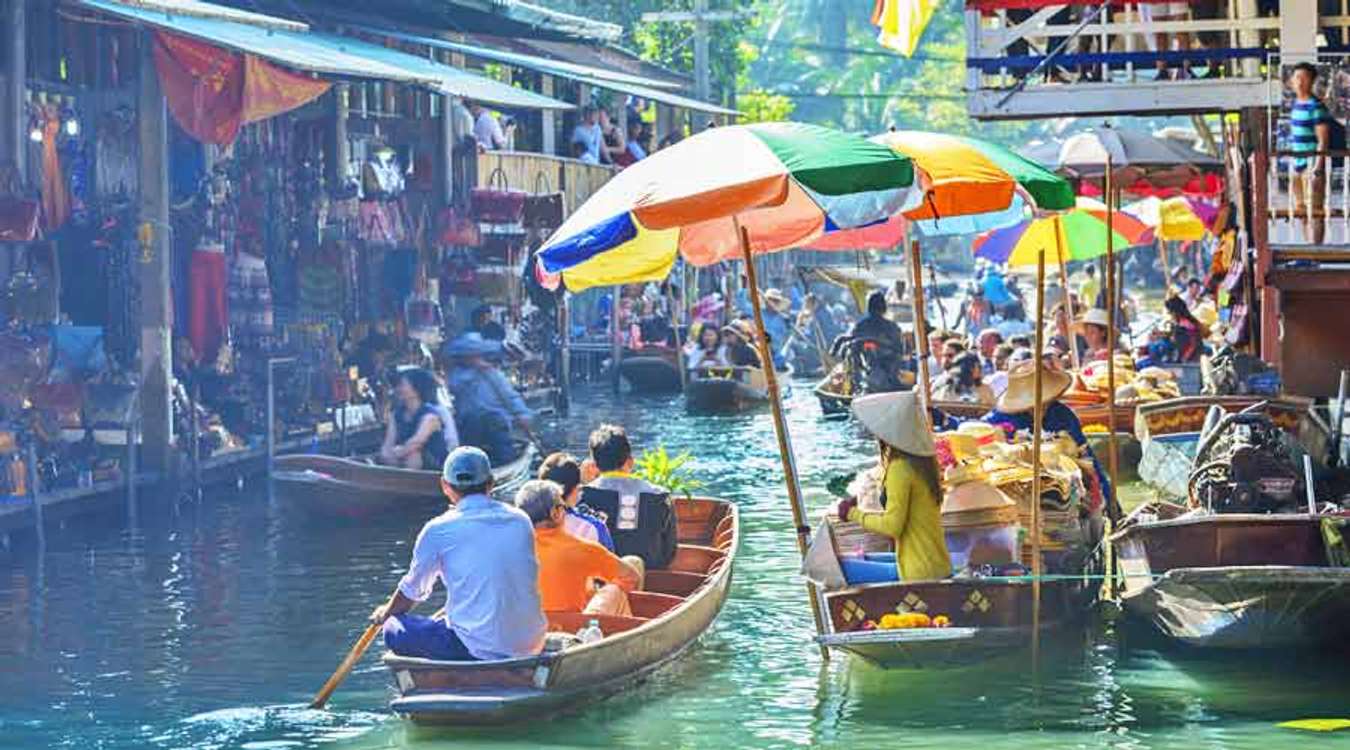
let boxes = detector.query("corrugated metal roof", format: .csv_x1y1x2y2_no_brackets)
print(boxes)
377,30,741,117
79,0,574,111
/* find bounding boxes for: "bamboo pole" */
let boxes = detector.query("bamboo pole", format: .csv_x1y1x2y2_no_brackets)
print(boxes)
736,222,829,661
1103,156,1121,602
1031,248,1047,663
908,240,933,415
1054,215,1080,371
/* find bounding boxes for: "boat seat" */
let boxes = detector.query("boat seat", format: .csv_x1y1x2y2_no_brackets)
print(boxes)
628,590,685,619
669,544,726,574
644,569,708,598
546,612,648,637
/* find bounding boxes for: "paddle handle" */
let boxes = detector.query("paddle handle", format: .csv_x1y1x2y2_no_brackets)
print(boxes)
310,621,382,709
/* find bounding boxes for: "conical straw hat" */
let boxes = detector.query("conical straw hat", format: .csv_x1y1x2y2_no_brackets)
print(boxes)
997,361,1073,414
851,391,935,457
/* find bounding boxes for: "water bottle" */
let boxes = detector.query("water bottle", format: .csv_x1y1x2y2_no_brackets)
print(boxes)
576,618,604,645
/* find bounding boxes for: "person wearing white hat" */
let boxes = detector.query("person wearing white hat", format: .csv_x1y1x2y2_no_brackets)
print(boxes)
1073,308,1115,361
836,391,952,582
980,361,1114,517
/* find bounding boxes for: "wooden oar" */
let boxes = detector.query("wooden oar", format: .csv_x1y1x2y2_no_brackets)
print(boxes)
310,613,386,709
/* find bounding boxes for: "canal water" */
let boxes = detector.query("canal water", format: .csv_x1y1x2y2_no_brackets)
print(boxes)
2,382,1348,750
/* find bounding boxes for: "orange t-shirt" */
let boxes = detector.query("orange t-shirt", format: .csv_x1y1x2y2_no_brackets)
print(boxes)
534,525,631,612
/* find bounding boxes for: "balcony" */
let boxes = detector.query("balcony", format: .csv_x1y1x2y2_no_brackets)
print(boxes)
964,1,1349,120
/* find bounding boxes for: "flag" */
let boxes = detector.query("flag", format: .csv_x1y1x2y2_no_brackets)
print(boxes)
872,0,941,57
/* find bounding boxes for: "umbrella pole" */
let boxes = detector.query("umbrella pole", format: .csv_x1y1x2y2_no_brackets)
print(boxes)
909,240,933,414
1054,215,1080,371
736,222,830,661
1031,248,1047,666
1104,156,1121,602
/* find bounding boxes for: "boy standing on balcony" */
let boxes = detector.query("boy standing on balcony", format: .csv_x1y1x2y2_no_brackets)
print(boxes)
1288,62,1331,245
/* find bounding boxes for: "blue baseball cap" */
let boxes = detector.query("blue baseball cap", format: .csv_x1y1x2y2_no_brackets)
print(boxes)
442,446,492,488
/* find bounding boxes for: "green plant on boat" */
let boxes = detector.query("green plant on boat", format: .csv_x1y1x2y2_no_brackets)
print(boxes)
634,446,704,499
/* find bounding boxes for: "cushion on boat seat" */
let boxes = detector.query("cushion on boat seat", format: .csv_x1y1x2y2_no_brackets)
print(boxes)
579,487,679,569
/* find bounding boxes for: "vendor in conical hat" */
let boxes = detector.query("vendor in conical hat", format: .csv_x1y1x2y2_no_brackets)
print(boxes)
980,361,1114,516
835,391,952,582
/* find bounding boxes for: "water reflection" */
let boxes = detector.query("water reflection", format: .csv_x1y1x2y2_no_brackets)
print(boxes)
1,381,1348,749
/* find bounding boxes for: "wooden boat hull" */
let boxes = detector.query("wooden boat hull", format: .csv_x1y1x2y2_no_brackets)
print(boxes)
814,384,853,417
816,578,1089,669
1112,510,1350,648
618,352,683,393
685,376,767,414
383,497,737,724
272,444,535,517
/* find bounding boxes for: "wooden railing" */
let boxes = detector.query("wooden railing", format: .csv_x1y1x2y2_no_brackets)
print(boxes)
475,151,618,216
1266,150,1350,246
963,2,1350,118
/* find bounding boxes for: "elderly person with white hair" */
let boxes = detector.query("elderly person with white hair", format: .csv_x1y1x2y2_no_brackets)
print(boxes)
515,480,643,618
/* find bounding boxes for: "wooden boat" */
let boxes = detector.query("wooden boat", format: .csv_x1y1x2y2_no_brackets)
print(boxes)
1133,395,1318,499
271,443,535,517
617,347,683,393
814,381,853,417
382,496,737,724
815,577,1089,668
685,366,770,414
1112,503,1350,649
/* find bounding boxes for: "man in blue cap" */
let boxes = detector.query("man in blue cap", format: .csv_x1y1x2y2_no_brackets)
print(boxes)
370,446,546,661
444,332,533,464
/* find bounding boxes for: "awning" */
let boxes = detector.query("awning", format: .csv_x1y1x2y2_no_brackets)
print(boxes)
78,0,573,111
374,29,741,117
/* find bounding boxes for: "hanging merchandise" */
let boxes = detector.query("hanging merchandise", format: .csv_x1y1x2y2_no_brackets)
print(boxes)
362,146,405,199
357,199,408,246
523,172,564,232
39,105,71,233
229,250,274,347
470,167,526,225
442,246,479,295
188,241,229,364
152,32,331,145
436,205,481,248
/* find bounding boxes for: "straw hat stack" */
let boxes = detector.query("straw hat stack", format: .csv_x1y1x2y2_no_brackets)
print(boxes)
940,461,1018,529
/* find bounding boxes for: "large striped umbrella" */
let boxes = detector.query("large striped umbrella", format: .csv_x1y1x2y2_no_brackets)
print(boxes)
973,197,1151,266
537,122,920,292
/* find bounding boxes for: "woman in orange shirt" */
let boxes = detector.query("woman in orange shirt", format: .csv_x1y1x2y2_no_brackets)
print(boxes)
514,480,643,616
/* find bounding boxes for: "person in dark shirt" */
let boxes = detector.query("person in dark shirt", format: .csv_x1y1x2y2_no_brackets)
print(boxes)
471,305,507,342
840,290,907,356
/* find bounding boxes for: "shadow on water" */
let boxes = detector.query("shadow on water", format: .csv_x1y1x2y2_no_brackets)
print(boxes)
3,381,1350,749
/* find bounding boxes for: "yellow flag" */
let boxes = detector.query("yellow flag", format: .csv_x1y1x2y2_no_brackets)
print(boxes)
874,0,940,57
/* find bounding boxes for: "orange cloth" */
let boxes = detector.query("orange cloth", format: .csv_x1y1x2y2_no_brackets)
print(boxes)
40,107,69,232
153,31,330,145
534,525,633,613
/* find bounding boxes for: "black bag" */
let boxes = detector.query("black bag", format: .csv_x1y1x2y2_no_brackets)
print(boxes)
579,486,679,569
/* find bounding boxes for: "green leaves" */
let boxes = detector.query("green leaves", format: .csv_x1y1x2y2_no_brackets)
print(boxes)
634,445,705,499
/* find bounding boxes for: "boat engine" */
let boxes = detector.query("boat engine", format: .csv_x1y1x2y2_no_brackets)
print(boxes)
1188,410,1303,513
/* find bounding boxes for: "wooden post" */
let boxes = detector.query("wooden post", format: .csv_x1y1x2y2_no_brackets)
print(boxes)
439,91,454,206
673,266,687,390
540,75,556,155
1103,157,1121,602
137,32,174,474
610,285,623,393
737,222,829,660
4,0,26,181
559,294,571,415
908,240,933,413
328,84,350,192
1031,248,1047,661
1054,215,1079,371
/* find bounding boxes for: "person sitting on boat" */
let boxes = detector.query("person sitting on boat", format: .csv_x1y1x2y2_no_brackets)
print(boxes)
379,368,458,470
976,328,1003,375
445,332,532,465
735,287,792,369
834,391,952,582
371,447,547,661
684,323,728,372
582,424,679,569
539,451,615,552
980,362,1113,517
1074,308,1116,362
722,321,764,369
931,352,996,406
837,290,906,358
516,480,643,617
1162,295,1208,363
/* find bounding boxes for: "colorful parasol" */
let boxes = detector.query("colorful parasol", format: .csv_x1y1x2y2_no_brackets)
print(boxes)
537,122,920,291
973,197,1152,266
1125,195,1211,241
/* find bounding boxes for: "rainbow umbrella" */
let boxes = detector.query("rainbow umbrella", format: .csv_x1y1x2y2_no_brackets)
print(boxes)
537,122,920,291
973,197,1151,266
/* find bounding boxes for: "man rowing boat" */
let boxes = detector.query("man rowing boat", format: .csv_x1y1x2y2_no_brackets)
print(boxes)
370,446,546,661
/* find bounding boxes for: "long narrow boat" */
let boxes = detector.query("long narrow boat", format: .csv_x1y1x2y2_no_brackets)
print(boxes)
382,496,737,724
1111,502,1350,649
814,381,853,417
685,366,770,414
815,577,1089,668
272,443,535,517
618,347,683,393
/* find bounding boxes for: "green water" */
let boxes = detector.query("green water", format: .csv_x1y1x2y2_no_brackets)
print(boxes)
2,382,1348,750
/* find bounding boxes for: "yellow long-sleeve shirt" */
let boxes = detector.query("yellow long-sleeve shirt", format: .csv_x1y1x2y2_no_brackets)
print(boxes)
848,456,952,582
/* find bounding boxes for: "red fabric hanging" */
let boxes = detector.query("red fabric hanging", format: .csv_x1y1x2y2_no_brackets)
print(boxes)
40,106,70,232
152,31,331,145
